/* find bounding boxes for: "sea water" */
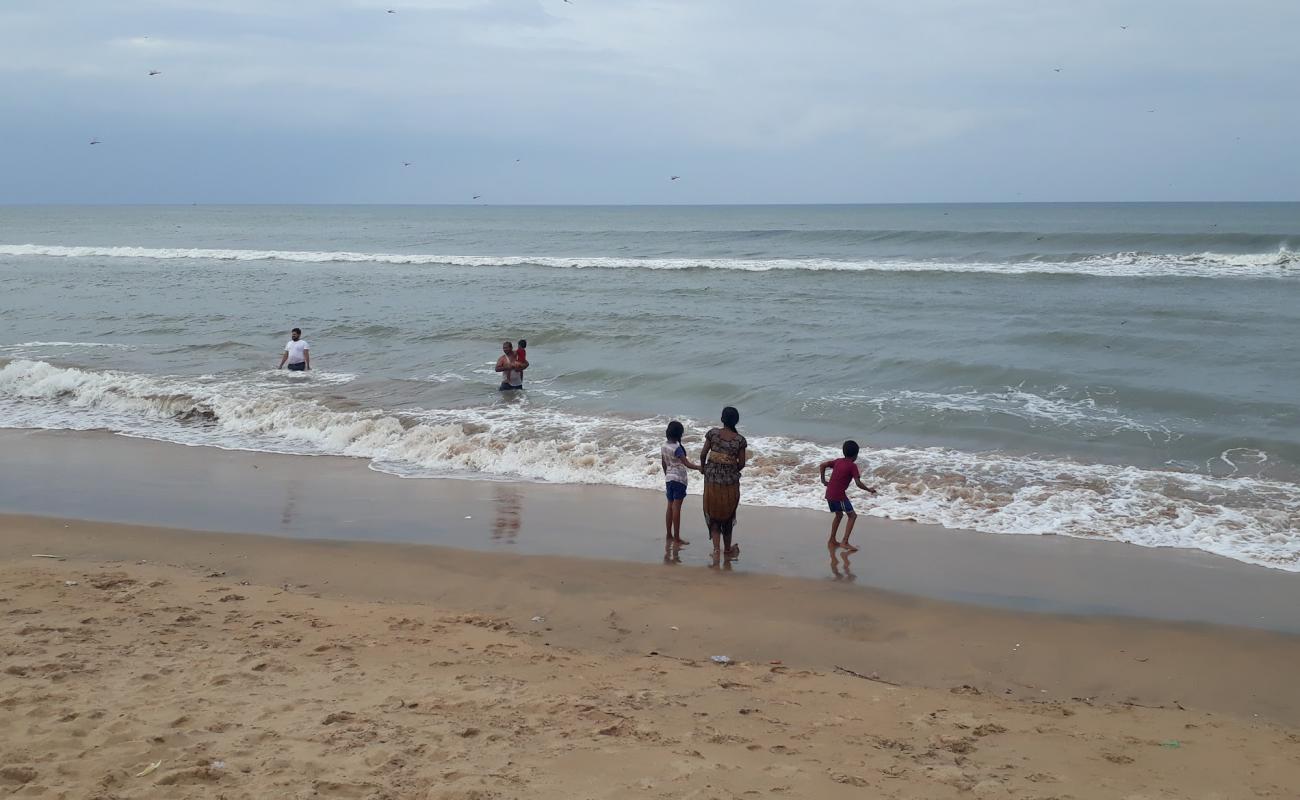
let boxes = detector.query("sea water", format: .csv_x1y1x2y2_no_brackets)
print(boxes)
1,203,1297,569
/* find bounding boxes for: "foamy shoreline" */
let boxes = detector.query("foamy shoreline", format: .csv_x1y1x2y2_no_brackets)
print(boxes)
3,357,1297,572
2,428,1299,633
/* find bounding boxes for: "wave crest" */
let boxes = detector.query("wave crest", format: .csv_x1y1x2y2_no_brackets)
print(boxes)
2,243,1296,279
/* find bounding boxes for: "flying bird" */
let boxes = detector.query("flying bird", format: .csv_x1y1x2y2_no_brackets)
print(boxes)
89,138,101,145
402,161,413,167
1120,25,1128,30
472,195,482,200
387,8,396,13
670,175,680,181
148,70,161,76
1053,68,1062,73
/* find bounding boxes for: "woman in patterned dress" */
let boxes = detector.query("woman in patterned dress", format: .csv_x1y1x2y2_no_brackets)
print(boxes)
699,406,747,556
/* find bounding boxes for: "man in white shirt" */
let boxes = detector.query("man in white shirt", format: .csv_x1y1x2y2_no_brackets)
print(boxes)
278,328,311,371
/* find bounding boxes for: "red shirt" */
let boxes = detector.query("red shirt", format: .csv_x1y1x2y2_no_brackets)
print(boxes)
825,458,860,501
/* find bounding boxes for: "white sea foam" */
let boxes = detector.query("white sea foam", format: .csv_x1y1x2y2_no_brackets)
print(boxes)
0,341,137,351
251,369,358,386
817,387,1181,442
1,359,1296,571
2,244,1296,279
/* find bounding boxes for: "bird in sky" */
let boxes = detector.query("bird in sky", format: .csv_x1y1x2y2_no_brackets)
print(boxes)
670,175,680,181
89,138,101,145
472,195,482,200
1053,68,1062,73
148,70,161,76
1120,25,1129,30
387,8,396,13
402,161,413,167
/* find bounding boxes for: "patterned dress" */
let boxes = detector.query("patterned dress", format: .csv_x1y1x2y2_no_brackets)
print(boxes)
701,427,747,537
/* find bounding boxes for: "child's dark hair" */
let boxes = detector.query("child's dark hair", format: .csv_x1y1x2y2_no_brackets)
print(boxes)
665,420,684,442
842,439,860,459
721,406,740,431
517,339,527,349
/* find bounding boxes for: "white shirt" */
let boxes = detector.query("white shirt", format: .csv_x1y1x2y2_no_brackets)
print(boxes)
662,442,689,485
285,339,309,364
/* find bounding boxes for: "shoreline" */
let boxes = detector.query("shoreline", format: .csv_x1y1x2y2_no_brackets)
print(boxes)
2,428,1298,632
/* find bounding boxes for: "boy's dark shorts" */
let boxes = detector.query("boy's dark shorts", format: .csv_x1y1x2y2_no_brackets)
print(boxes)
665,480,687,501
827,499,855,515
287,362,307,372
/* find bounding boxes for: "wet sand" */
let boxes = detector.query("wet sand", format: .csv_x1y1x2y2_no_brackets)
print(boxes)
2,516,1299,799
1,428,1298,631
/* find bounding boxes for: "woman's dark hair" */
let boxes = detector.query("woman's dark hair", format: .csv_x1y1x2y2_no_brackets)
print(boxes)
721,406,740,431
842,439,860,459
666,420,684,441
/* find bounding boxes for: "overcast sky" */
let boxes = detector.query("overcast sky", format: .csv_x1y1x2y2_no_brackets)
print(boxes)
2,0,1298,204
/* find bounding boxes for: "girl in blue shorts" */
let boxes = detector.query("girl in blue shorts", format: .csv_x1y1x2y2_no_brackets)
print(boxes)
660,420,701,546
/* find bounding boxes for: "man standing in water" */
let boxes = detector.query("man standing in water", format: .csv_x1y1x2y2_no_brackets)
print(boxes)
495,340,523,391
278,328,310,372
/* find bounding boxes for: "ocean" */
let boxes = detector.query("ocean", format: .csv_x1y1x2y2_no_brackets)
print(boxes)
1,203,1297,570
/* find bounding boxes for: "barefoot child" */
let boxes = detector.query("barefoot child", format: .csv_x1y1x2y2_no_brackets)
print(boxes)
818,440,877,551
661,420,700,545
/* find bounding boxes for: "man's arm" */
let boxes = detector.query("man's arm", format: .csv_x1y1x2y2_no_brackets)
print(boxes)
278,349,288,369
303,348,310,371
494,356,511,373
818,459,835,485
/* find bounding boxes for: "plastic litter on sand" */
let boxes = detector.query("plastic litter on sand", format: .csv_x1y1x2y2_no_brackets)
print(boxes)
135,761,162,778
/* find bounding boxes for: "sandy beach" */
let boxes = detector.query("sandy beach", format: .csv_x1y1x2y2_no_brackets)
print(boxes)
3,511,1299,799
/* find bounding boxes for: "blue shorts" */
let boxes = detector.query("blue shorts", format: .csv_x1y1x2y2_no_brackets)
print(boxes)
499,382,523,391
665,481,687,501
827,499,855,515
287,362,306,372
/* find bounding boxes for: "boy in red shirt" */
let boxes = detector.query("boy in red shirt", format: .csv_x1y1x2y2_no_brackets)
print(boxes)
818,440,877,551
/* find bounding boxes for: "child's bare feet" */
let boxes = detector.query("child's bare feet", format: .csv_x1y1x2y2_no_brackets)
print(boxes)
841,542,859,552
727,544,740,557
673,537,690,546
827,539,840,548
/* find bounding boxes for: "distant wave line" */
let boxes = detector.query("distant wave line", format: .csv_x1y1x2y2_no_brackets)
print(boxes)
1,243,1296,278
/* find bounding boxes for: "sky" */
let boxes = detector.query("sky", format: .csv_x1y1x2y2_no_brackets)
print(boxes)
2,0,1298,204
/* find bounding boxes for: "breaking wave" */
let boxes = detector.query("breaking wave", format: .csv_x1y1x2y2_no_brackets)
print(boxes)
2,243,1297,279
1,358,1297,571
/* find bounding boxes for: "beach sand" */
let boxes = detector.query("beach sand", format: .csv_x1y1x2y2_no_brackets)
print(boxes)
3,514,1299,799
